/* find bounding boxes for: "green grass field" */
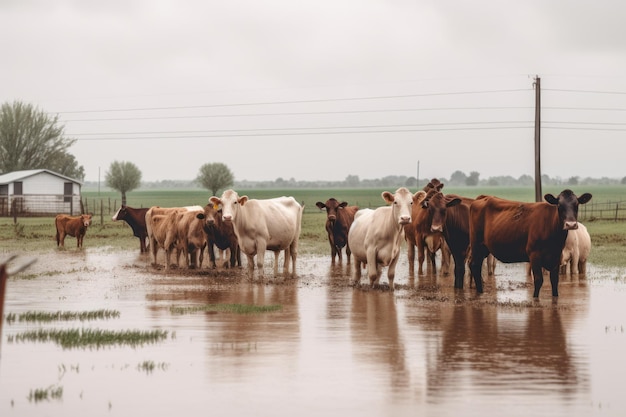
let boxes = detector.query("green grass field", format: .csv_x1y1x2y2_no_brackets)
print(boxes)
2,186,626,267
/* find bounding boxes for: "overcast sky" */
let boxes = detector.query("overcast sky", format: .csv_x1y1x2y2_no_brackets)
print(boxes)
2,0,626,183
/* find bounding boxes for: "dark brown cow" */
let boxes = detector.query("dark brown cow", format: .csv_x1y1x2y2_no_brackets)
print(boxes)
315,198,359,264
468,189,592,298
112,205,149,253
55,213,93,248
417,190,474,289
199,204,241,268
405,179,451,275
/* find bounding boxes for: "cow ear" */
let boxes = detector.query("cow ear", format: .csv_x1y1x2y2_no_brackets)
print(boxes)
315,202,326,210
382,191,394,204
209,196,220,206
578,193,592,205
544,194,559,205
339,202,349,208
239,196,249,205
445,197,462,208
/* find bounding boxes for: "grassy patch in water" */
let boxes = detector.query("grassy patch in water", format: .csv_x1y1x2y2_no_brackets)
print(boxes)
28,384,63,402
170,303,282,315
12,328,169,349
5,309,120,324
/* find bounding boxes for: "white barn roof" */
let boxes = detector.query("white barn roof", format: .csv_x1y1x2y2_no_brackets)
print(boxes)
0,169,82,185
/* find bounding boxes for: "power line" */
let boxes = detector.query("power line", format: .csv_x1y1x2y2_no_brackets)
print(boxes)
53,89,531,114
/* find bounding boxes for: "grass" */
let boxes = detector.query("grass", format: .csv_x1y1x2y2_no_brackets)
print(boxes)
170,303,283,315
10,328,169,349
4,309,120,324
28,385,63,402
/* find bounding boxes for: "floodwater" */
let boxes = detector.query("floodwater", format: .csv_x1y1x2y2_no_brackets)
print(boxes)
1,248,626,417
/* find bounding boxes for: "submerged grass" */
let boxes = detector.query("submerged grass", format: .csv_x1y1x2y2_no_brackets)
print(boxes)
5,309,120,324
12,328,169,349
28,385,63,402
170,303,283,315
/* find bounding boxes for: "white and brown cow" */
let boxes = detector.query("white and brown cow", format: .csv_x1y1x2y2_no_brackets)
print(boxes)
348,187,426,290
209,190,303,279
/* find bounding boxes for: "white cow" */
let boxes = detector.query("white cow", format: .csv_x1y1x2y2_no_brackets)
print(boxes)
560,222,591,275
348,187,426,290
209,190,303,279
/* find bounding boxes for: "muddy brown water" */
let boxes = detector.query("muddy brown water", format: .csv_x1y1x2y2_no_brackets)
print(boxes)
1,248,626,417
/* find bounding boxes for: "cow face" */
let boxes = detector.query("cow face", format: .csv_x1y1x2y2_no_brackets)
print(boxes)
420,191,461,233
112,205,126,221
544,189,592,230
81,214,93,227
211,189,248,223
316,198,348,223
382,187,421,226
201,204,221,228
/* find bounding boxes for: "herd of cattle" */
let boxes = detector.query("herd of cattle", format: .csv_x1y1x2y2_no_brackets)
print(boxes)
53,180,592,298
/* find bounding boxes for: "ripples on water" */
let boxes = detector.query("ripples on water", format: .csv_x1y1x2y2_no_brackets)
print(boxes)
1,250,626,416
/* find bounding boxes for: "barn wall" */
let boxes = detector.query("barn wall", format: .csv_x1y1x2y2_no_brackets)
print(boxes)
1,172,83,216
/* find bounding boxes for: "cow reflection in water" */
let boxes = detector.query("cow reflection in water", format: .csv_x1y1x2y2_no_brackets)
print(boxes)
426,305,587,399
350,290,409,389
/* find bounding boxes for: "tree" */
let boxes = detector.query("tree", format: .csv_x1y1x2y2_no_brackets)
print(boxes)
105,161,142,206
466,171,480,186
449,170,467,186
196,162,234,196
0,100,84,179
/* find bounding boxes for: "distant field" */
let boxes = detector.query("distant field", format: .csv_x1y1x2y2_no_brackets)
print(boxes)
81,185,625,214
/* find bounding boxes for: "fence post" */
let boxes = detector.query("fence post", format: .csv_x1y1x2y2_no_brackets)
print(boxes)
101,200,104,226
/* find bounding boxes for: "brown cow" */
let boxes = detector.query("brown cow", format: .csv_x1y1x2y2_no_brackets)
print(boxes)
112,205,149,253
55,213,93,248
315,198,359,264
145,205,203,268
416,190,474,289
405,179,451,276
199,204,241,268
468,189,592,298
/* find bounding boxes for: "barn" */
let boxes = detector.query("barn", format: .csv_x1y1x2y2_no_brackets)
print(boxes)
0,169,83,216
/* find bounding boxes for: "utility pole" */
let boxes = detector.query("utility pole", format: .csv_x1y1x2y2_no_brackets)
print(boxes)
416,160,420,188
533,75,542,202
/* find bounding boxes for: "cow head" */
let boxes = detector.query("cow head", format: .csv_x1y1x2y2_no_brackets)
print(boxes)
419,191,461,233
210,189,247,223
200,204,220,228
544,189,592,230
316,198,348,223
383,187,424,225
112,205,126,221
81,214,93,227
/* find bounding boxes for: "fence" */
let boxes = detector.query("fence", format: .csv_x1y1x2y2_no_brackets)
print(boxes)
4,195,626,223
0,194,83,217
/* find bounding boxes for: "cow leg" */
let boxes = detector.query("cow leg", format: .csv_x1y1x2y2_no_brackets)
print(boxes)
417,239,426,275
245,254,256,278
441,243,451,276
530,262,544,298
275,250,282,276
352,256,362,286
468,249,487,293
346,244,352,264
387,257,399,291
407,242,416,276
549,267,559,297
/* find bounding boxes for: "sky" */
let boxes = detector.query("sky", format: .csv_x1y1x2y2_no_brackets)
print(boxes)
2,0,626,184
